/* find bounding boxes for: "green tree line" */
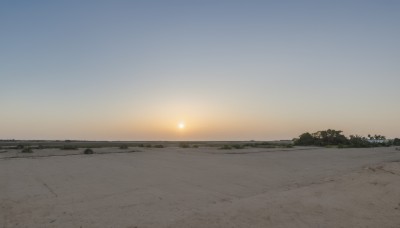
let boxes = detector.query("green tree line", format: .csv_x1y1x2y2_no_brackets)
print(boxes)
293,129,400,148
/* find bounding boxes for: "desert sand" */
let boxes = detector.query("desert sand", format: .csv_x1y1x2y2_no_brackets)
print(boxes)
1,146,400,227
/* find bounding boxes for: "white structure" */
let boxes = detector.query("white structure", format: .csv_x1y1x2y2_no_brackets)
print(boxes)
367,139,387,144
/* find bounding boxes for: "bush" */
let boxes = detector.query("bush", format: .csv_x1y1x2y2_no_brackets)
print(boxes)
232,144,245,149
153,145,164,148
179,143,190,148
219,145,232,150
16,144,24,149
192,145,199,148
241,142,279,148
137,144,144,147
244,143,257,147
145,144,152,148
119,145,129,149
61,145,78,150
21,147,33,153
83,148,94,154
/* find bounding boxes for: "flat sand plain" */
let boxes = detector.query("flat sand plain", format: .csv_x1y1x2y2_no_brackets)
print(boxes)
1,146,400,227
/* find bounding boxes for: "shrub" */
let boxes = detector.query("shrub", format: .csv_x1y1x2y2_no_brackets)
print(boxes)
83,148,94,154
179,143,190,148
119,145,129,149
219,145,232,150
244,143,257,147
137,144,144,147
61,145,78,150
21,147,33,153
232,144,245,149
192,145,199,148
145,144,152,148
16,144,24,149
153,145,164,148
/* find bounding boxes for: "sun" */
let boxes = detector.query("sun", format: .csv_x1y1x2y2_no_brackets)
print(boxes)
178,122,185,129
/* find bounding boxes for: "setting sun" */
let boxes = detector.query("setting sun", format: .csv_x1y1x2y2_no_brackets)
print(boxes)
178,122,185,129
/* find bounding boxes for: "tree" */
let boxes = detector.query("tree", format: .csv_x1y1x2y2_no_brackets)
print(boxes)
311,129,347,146
393,138,400,146
294,130,389,148
374,135,386,140
294,132,315,145
348,135,370,147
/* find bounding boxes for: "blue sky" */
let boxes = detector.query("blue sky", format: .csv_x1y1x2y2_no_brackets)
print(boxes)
1,1,399,140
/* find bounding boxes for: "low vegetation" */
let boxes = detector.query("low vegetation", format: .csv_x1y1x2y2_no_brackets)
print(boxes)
153,145,164,148
179,143,202,148
119,145,129,149
294,129,398,148
60,145,78,150
83,148,94,154
179,143,190,148
16,145,24,149
219,145,232,150
232,144,245,149
393,138,400,146
21,147,33,153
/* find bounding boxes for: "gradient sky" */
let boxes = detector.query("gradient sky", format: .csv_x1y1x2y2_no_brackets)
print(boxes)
1,0,400,140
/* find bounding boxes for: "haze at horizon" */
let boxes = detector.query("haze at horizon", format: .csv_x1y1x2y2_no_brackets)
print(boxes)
1,1,400,140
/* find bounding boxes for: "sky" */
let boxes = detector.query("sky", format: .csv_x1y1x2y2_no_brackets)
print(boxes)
1,0,400,141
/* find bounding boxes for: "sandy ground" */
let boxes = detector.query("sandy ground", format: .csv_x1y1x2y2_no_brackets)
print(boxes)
1,146,400,227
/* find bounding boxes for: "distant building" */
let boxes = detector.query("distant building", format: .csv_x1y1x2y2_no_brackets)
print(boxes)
367,139,387,144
